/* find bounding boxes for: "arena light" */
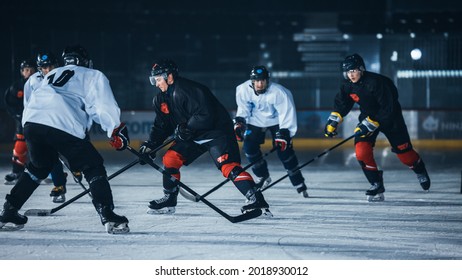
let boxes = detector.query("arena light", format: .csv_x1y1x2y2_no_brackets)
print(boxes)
410,48,422,60
397,70,462,78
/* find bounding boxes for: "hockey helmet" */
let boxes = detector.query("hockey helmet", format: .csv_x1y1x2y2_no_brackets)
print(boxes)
250,65,270,94
250,65,270,81
20,59,36,71
62,44,93,68
37,52,59,68
149,59,178,85
342,53,365,79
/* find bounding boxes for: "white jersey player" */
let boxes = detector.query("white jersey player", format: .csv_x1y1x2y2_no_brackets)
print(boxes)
23,52,68,203
0,45,130,234
234,65,309,197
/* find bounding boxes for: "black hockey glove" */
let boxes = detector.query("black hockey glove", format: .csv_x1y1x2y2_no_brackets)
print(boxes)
354,117,380,138
233,117,247,142
275,128,292,151
109,123,129,151
139,140,158,165
174,123,194,141
324,112,343,138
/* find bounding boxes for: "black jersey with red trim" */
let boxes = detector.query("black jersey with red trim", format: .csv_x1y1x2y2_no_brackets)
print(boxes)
4,78,26,121
148,77,233,144
333,71,403,129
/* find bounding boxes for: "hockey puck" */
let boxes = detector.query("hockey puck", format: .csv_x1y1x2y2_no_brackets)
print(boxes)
37,212,47,216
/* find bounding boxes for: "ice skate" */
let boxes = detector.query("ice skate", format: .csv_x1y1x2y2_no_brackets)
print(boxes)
4,172,21,185
50,185,66,203
72,171,83,183
241,190,272,218
295,183,309,198
0,201,28,231
412,159,430,191
94,204,129,234
42,177,53,184
366,182,385,202
255,175,271,191
147,188,178,215
416,171,431,192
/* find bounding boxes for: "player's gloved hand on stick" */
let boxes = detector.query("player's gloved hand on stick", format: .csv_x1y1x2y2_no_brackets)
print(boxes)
139,140,158,165
109,122,129,151
174,123,194,141
275,128,292,152
233,117,247,142
354,117,380,137
324,112,343,138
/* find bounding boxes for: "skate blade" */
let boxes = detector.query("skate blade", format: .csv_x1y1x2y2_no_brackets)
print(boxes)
43,178,53,184
262,208,273,218
299,190,309,198
0,222,24,231
242,208,273,218
105,222,130,234
3,180,17,185
146,207,176,215
367,193,385,202
52,194,66,203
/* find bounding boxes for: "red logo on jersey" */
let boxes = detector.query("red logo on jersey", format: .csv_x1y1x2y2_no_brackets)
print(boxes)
160,102,170,114
17,90,24,98
217,154,229,163
349,93,360,102
397,142,410,151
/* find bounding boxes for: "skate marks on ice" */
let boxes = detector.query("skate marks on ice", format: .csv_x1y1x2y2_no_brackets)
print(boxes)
1,164,462,259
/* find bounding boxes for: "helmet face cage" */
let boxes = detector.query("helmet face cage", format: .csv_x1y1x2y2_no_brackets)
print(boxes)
149,59,178,85
342,54,365,79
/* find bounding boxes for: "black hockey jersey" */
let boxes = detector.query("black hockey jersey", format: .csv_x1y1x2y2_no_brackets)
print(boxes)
148,77,233,144
333,71,403,129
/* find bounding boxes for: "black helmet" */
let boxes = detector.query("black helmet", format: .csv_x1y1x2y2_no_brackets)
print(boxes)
37,52,59,68
62,44,92,68
20,59,36,70
149,59,178,85
250,65,270,81
342,53,366,72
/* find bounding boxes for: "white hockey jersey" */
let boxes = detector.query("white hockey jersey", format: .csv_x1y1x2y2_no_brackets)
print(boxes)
24,71,44,105
22,65,121,139
235,80,298,137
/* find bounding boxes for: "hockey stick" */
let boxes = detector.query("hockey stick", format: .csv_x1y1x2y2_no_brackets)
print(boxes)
58,156,92,198
24,137,175,216
126,145,262,223
261,134,356,193
179,146,278,202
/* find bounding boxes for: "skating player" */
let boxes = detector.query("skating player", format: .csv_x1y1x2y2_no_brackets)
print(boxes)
24,51,68,203
324,53,431,201
139,59,271,216
234,65,308,197
3,59,36,185
0,45,130,233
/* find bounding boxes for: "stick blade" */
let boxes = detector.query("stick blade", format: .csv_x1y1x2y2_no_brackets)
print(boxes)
230,209,262,223
24,209,52,216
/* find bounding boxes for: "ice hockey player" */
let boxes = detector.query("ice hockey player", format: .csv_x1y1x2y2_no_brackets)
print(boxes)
234,65,308,197
23,51,68,203
0,44,130,234
3,59,36,185
324,53,431,201
139,59,271,216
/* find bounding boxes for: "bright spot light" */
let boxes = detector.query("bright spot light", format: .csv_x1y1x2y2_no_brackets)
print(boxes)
410,48,422,60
